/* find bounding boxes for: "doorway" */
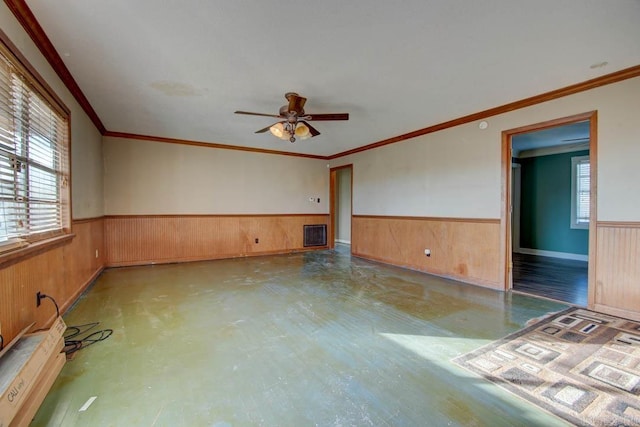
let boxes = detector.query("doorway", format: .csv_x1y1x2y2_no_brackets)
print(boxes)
329,165,353,249
503,112,596,306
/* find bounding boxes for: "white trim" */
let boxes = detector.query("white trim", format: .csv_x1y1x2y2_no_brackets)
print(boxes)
335,239,351,245
516,142,589,159
516,247,588,262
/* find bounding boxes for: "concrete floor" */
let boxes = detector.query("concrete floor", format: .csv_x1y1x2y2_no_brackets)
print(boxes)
32,245,570,426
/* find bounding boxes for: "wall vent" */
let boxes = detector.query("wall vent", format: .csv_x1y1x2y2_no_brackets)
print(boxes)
303,224,327,247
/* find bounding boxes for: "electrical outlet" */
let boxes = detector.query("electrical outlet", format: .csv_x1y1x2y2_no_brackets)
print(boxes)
255,238,259,244
36,291,43,307
424,248,431,257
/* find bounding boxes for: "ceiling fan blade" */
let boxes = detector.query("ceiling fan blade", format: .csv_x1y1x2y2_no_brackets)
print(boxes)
300,121,320,137
287,93,307,114
255,122,281,133
305,113,349,121
235,110,283,119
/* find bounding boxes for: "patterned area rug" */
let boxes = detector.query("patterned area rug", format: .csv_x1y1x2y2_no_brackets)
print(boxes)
453,308,640,426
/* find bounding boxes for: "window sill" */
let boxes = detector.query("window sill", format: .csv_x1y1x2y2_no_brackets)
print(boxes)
570,223,589,230
0,233,75,269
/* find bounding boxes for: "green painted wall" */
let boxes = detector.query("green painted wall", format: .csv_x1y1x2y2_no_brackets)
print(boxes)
520,150,589,255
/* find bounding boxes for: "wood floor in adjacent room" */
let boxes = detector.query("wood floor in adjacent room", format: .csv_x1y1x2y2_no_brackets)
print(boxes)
512,252,588,306
33,246,569,426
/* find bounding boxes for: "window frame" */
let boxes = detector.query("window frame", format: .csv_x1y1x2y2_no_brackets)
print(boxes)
0,32,72,262
570,155,590,230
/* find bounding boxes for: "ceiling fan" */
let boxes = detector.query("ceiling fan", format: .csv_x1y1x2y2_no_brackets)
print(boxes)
235,92,349,143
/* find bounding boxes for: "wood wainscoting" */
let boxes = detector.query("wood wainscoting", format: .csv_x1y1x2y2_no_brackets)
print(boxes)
594,221,640,321
352,215,502,289
104,214,329,267
0,218,104,344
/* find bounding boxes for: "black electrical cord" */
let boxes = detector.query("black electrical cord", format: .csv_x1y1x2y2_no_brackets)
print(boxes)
38,295,113,356
64,327,113,356
64,321,99,340
39,293,60,318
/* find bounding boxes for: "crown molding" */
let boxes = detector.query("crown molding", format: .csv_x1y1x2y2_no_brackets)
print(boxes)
4,0,106,133
103,131,329,160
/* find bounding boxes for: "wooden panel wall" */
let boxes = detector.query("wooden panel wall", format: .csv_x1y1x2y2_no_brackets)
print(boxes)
104,215,329,267
0,218,104,344
352,215,502,289
594,222,640,321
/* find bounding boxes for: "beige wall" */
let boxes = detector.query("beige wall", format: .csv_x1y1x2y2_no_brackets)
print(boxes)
336,168,351,243
332,77,640,222
70,114,104,218
0,3,104,219
103,137,329,215
338,126,499,218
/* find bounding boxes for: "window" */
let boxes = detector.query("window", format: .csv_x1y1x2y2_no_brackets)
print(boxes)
571,155,590,229
0,41,70,251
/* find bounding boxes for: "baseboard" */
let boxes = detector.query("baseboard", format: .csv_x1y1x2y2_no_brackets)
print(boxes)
335,239,351,245
41,265,104,329
593,304,640,322
105,247,328,268
61,266,105,314
516,248,588,262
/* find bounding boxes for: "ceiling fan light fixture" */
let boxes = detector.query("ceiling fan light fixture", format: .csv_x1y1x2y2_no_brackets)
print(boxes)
295,123,310,139
270,122,285,138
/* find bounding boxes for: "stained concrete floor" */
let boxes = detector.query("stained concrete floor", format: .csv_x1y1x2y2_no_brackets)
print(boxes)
32,245,570,426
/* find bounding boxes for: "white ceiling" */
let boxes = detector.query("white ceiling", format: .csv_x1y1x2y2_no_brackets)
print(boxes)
25,0,640,157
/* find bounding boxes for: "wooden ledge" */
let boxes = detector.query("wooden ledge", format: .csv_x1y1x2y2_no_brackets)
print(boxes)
0,233,75,269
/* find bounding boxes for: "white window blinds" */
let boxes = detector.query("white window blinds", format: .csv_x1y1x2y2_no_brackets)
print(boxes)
576,159,590,223
0,46,69,245
571,155,590,229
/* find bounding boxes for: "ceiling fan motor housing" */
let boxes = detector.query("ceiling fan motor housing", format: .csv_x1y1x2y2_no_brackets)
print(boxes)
279,105,301,121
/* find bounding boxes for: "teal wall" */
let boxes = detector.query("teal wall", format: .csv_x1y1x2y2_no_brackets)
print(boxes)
519,150,589,255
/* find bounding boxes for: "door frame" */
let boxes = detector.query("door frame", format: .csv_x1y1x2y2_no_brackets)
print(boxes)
500,111,597,307
329,164,353,249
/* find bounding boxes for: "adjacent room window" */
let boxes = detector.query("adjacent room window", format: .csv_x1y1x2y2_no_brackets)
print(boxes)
571,155,590,229
0,41,70,250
